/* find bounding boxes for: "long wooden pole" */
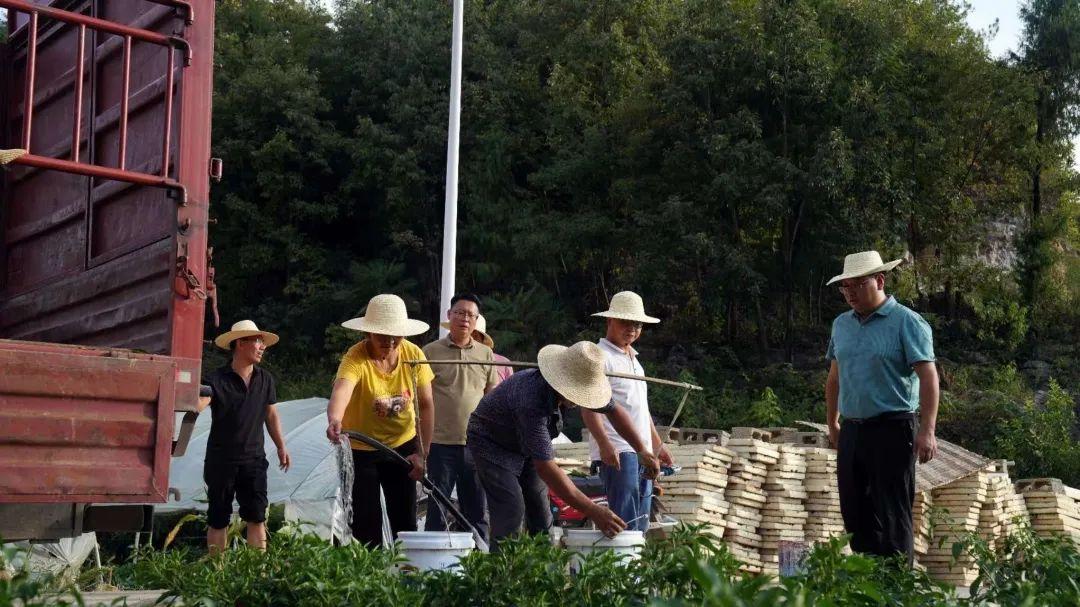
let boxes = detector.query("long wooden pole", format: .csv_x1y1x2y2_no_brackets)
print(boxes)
406,359,703,392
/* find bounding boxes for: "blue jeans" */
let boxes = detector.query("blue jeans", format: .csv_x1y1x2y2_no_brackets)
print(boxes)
424,443,489,542
596,452,653,532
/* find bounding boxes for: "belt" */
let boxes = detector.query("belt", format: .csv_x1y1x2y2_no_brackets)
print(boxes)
843,411,915,425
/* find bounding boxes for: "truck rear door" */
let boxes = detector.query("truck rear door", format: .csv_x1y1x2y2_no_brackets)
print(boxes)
0,0,214,517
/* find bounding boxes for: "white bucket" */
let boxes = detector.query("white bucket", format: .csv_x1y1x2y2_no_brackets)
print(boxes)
562,530,645,573
396,531,475,572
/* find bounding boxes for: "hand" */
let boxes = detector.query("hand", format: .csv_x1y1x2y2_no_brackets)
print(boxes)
828,422,840,450
599,442,620,471
586,503,627,538
326,418,342,443
277,447,291,472
406,453,426,481
914,426,937,464
657,444,674,467
638,451,660,480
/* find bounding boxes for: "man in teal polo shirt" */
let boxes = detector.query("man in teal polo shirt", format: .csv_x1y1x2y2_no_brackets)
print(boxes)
825,251,939,564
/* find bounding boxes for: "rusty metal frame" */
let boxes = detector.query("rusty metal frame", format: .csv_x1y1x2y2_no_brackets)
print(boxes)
0,0,191,200
0,1,216,506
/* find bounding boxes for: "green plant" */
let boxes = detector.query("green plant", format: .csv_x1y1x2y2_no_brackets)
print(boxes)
957,525,1080,606
995,379,1080,484
748,387,782,427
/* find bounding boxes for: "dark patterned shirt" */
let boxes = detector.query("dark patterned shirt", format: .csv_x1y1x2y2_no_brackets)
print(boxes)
467,369,613,472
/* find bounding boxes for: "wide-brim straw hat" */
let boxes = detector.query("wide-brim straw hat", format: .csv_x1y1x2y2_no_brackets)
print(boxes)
0,149,27,165
592,291,660,324
343,294,429,336
826,250,904,286
440,314,494,347
537,341,613,410
214,320,280,350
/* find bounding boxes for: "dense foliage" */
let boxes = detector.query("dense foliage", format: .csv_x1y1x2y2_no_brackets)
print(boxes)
41,526,1071,606
200,0,1080,481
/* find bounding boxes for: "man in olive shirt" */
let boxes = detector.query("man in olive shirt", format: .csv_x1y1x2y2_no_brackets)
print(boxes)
423,293,500,540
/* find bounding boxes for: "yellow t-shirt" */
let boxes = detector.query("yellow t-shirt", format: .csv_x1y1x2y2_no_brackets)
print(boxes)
336,339,434,451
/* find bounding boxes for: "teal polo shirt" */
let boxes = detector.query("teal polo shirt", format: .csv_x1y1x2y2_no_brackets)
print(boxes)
826,296,935,419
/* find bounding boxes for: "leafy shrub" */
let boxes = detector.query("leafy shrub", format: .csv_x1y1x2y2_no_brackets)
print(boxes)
112,525,1080,606
995,379,1080,485
957,525,1080,606
748,388,782,427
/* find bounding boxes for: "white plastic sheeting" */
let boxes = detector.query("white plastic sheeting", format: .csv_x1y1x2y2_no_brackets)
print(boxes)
163,397,356,543
3,533,98,581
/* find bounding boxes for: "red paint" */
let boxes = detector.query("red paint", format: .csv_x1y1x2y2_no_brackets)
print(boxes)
0,1,215,507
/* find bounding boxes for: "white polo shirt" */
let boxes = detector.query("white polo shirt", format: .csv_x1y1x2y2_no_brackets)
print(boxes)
588,338,653,461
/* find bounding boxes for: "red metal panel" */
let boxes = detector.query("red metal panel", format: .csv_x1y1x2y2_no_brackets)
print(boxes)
0,0,214,510
0,340,176,502
169,0,213,363
0,237,172,351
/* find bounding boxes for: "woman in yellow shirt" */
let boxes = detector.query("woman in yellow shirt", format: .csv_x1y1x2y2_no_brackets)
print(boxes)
326,294,435,548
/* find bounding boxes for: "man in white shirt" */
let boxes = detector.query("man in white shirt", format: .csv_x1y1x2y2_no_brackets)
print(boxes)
581,291,674,531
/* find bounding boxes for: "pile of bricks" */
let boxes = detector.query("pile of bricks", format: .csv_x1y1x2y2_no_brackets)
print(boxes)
921,471,989,586
552,442,591,476
722,434,779,573
660,444,734,538
1018,478,1080,544
564,425,1080,586
758,444,809,576
802,447,845,544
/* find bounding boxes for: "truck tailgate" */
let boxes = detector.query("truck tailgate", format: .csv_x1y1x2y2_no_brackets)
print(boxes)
0,339,176,503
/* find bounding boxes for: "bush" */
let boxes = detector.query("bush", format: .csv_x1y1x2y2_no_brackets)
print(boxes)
995,379,1080,485
109,525,1080,606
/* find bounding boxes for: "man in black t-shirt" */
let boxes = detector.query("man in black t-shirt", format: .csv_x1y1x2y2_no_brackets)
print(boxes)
198,320,289,553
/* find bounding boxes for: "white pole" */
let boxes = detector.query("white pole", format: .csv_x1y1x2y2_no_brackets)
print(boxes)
439,0,465,338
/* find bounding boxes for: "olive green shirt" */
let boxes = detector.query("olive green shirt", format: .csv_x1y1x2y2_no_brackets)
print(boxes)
423,336,500,445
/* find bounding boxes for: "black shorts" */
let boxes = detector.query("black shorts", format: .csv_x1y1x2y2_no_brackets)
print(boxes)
204,458,269,529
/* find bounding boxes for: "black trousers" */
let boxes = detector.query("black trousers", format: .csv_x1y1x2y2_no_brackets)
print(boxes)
424,443,489,541
472,453,552,551
351,439,418,549
837,413,916,564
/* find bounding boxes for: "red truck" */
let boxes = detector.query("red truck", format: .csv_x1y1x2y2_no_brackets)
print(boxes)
0,0,216,540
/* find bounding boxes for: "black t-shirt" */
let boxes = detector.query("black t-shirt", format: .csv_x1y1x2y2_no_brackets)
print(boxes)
204,364,277,462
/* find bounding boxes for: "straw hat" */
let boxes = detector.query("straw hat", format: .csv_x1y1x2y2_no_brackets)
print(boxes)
537,341,613,410
826,251,903,286
343,294,429,336
592,291,660,324
0,149,27,165
440,314,494,348
214,320,280,350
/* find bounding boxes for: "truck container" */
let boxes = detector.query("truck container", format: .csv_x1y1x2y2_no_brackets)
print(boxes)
0,0,215,540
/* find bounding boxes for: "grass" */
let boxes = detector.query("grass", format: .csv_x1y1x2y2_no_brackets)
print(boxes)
4,524,1061,606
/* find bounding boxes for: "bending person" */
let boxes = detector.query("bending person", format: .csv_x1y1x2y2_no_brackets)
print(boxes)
467,341,660,549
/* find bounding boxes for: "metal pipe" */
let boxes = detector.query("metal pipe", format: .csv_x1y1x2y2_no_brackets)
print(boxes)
12,153,187,202
71,24,85,161
20,11,38,150
161,47,175,178
119,35,131,171
407,359,704,391
438,0,465,339
0,0,178,47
